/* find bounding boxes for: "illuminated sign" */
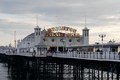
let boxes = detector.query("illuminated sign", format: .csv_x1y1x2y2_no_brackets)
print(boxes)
47,26,77,33
45,33,80,37
45,26,80,38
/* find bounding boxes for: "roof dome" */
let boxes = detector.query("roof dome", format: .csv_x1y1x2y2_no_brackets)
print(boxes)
22,33,35,41
83,27,89,30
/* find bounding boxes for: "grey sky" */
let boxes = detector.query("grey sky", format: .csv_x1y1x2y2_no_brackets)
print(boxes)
0,0,120,46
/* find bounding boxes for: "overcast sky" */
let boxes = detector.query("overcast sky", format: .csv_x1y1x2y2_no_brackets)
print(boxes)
0,0,120,46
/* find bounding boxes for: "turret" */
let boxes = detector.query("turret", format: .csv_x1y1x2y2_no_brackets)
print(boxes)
82,27,89,44
34,26,41,46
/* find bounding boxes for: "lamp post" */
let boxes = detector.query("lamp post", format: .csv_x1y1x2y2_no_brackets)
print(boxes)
61,39,66,54
99,34,106,51
63,39,66,53
14,31,16,54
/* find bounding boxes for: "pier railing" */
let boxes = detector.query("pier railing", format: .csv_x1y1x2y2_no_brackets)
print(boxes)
52,51,120,60
4,51,120,61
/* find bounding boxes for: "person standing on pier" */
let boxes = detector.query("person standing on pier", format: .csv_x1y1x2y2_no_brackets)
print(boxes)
33,50,36,57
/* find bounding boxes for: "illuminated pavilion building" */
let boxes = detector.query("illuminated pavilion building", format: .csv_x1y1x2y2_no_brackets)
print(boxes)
17,25,89,53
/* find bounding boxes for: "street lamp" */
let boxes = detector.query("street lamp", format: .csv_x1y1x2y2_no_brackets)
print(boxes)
60,39,66,53
14,31,16,54
99,34,106,51
63,39,66,53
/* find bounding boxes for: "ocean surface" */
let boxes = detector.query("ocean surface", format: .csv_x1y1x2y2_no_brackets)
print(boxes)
0,62,9,80
0,61,117,80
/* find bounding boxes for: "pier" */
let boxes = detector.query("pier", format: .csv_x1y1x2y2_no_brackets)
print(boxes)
0,51,120,80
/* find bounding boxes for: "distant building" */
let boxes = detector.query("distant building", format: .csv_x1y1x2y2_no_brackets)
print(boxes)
0,44,15,53
17,26,89,53
67,42,120,53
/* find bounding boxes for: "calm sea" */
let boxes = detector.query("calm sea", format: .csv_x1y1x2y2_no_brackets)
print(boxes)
0,61,117,80
0,62,9,80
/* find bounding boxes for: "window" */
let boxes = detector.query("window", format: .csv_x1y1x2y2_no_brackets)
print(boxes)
87,31,88,36
52,39,54,42
60,39,63,42
77,39,80,42
85,32,86,36
36,32,38,35
43,38,46,41
69,39,72,42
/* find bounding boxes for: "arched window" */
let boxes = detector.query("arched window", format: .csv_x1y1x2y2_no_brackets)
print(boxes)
43,38,46,42
87,31,88,36
52,39,54,42
69,39,72,42
85,32,86,36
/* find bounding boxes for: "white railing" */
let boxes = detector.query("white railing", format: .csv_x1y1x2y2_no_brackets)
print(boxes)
52,51,120,61
3,51,120,61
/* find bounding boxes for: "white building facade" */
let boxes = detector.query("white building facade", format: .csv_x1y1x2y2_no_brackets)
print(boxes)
17,26,89,53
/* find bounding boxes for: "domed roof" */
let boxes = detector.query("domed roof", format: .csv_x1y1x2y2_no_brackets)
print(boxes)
22,33,35,41
83,27,89,30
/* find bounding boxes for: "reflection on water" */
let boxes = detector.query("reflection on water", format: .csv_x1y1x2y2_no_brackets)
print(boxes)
0,60,119,80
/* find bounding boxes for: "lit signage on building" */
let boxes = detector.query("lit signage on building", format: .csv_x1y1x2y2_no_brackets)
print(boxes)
45,33,80,37
45,26,80,37
47,26,77,33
